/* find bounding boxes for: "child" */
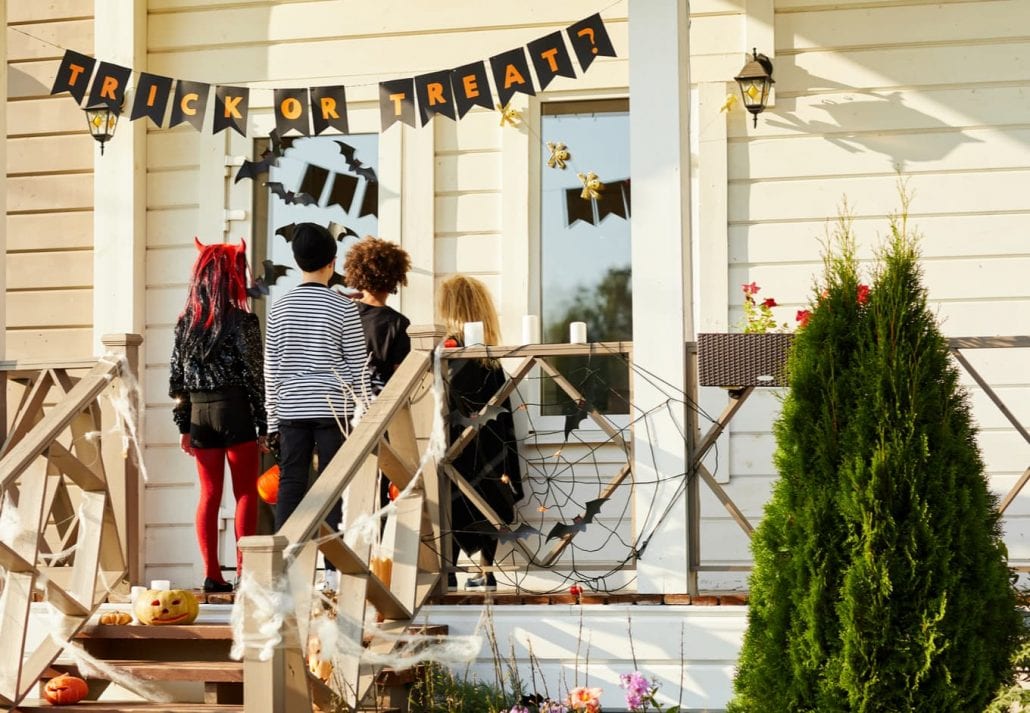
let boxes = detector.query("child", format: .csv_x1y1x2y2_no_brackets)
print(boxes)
169,239,265,592
438,275,525,590
342,236,413,389
264,223,373,589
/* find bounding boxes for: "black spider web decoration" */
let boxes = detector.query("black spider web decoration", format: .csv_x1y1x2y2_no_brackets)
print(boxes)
422,344,725,596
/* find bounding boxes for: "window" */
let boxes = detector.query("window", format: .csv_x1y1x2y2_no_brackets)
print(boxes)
539,100,631,416
251,133,379,305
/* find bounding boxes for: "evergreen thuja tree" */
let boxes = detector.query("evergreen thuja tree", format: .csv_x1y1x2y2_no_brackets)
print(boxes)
728,213,866,713
835,206,1020,712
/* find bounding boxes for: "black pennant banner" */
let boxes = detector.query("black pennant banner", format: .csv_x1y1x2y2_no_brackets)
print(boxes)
450,61,493,119
274,88,311,136
131,73,173,126
565,178,631,227
169,79,210,131
53,13,613,136
86,61,131,111
490,47,536,106
51,50,96,104
567,13,617,72
214,85,249,136
359,181,378,218
298,164,330,204
379,78,416,131
415,70,456,125
528,32,576,91
310,85,349,135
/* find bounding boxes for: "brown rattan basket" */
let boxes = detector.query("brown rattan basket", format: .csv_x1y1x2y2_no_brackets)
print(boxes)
697,332,794,387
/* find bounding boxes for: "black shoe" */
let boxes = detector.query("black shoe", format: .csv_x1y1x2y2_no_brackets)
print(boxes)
204,577,233,593
465,573,497,591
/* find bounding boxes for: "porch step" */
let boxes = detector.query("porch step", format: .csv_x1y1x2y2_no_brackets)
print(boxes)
13,703,242,712
52,659,243,683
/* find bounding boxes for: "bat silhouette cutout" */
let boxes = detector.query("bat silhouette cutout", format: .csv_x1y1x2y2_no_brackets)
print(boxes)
246,260,291,298
327,271,346,288
544,498,607,541
563,403,590,439
452,403,508,429
234,129,293,184
335,140,378,182
274,223,298,243
266,182,317,206
495,522,540,544
327,221,359,240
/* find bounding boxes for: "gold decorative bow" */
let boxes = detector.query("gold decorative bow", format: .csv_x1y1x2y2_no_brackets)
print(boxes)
497,102,522,127
578,171,604,200
547,141,571,169
719,94,738,113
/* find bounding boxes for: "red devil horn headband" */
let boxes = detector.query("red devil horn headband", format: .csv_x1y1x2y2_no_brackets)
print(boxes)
194,237,247,253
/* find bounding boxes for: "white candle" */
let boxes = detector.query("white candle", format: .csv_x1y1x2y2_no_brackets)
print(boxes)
463,321,484,346
150,579,171,591
569,322,588,344
522,315,540,344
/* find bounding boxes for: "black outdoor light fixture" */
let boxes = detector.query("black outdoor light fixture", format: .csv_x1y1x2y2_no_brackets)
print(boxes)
734,48,775,127
84,103,121,155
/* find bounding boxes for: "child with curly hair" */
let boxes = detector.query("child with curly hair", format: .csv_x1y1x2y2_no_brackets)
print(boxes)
343,236,413,389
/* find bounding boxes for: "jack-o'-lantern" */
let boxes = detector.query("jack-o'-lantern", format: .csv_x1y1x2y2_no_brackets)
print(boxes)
133,588,199,625
44,673,89,705
257,465,280,504
99,610,132,625
307,635,333,681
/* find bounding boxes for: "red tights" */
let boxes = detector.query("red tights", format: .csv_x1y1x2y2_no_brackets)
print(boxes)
193,441,259,583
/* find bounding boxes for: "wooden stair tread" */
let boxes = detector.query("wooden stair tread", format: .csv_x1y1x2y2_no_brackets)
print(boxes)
76,624,235,640
53,660,243,683
14,702,243,712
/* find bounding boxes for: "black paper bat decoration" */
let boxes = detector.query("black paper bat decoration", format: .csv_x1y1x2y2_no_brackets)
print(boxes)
563,403,590,440
234,129,293,184
544,498,607,541
327,271,346,288
495,522,540,544
266,182,317,206
327,221,359,240
246,260,291,298
335,140,378,182
451,404,508,429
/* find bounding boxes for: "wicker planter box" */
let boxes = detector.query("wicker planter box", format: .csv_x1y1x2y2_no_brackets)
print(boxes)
697,332,794,387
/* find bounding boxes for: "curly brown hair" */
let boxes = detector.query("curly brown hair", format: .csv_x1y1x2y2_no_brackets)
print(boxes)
343,236,411,294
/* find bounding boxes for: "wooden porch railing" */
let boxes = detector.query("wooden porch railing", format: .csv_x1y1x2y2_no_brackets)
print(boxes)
237,327,634,712
0,333,142,707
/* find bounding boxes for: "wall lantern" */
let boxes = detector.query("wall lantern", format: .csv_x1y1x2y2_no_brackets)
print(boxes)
734,49,774,127
84,103,121,155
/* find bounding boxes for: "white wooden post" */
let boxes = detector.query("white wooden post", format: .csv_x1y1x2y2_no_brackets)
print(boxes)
0,0,7,364
629,0,694,594
92,3,147,355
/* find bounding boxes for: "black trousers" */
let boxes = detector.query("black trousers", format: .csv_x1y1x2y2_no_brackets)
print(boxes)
274,420,346,562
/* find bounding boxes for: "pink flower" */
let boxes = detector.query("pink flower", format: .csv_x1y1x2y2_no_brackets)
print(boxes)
567,686,603,712
761,297,777,308
742,281,760,296
620,672,651,710
796,309,811,328
857,283,870,305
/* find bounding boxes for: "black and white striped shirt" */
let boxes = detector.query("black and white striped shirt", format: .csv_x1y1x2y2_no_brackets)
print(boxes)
264,283,373,433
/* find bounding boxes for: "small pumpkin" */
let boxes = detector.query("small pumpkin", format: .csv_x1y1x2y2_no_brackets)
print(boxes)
133,588,199,625
99,610,132,625
44,673,89,705
388,482,400,502
307,635,333,682
257,465,280,505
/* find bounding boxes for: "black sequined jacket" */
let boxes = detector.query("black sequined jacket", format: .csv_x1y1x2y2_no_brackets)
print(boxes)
169,309,267,436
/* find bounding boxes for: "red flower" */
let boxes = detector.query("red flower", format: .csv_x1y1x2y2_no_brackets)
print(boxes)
569,584,582,597
761,297,777,308
857,283,870,305
742,281,760,296
796,309,811,327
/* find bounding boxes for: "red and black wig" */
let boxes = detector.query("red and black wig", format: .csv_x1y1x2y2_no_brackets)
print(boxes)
179,238,250,358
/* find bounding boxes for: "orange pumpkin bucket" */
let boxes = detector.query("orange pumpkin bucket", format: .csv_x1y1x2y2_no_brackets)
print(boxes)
258,464,280,505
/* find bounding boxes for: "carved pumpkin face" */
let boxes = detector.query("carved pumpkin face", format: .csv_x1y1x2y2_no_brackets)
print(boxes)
134,589,199,625
44,673,89,704
257,465,280,504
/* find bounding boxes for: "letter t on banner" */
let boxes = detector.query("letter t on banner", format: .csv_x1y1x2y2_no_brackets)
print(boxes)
379,78,416,131
50,50,96,104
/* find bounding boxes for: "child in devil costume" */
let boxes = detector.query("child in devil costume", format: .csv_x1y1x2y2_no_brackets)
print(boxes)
169,238,267,592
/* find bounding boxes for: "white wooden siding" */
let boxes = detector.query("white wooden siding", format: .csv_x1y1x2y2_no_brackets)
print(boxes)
4,1,95,359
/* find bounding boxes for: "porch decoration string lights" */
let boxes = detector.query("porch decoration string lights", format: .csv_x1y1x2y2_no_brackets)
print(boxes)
734,48,774,127
84,102,121,155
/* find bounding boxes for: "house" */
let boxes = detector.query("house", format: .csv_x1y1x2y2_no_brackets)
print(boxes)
3,0,1027,710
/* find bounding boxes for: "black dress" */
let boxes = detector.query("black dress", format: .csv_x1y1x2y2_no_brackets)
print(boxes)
446,353,524,556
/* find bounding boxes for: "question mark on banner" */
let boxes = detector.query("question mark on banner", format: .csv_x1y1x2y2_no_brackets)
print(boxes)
577,27,598,54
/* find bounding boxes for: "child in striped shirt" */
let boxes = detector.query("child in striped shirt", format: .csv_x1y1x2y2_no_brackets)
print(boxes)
264,223,373,576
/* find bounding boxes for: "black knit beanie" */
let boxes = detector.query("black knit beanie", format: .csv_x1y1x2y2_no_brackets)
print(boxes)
291,222,337,271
